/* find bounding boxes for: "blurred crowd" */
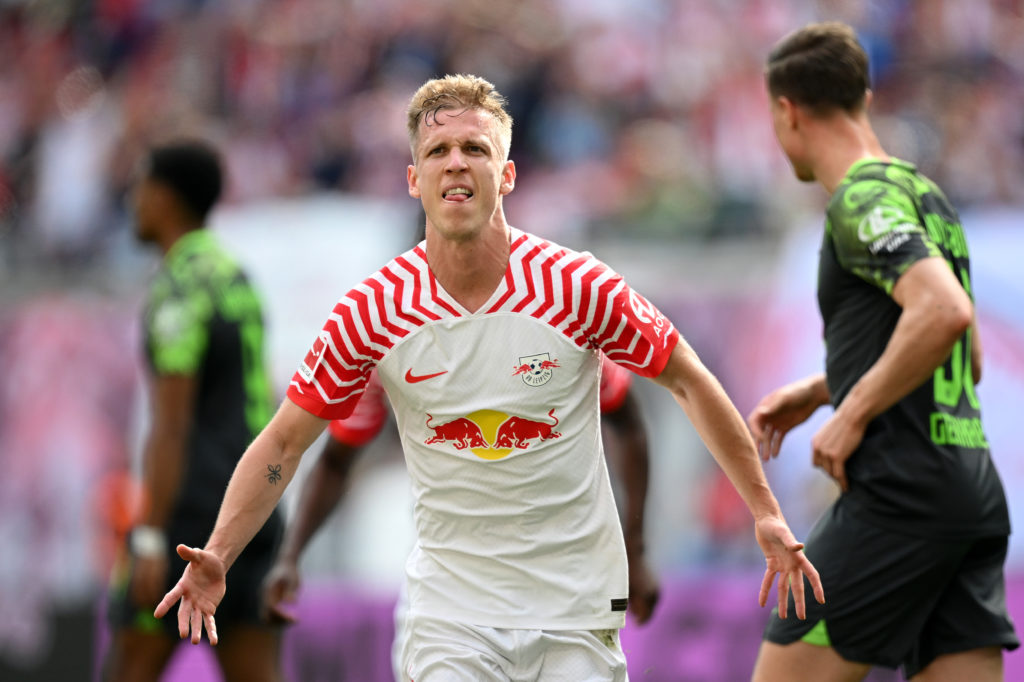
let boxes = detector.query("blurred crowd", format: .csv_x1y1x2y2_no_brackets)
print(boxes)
0,0,1022,272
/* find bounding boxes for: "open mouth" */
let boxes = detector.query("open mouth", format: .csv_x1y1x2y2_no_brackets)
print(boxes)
443,187,473,202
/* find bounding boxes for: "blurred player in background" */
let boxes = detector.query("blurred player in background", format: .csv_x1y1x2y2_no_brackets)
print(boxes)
261,356,661,675
750,21,1019,682
103,140,284,682
155,74,821,681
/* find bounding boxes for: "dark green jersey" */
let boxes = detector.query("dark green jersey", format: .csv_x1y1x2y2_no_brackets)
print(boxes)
144,229,279,533
819,158,1009,538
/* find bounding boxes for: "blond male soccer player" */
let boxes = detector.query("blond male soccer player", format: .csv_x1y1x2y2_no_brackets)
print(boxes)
156,74,822,681
750,22,1018,682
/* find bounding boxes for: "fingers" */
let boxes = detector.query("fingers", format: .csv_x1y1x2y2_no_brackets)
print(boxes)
154,583,182,619
777,572,791,620
802,557,825,605
190,603,203,644
758,567,774,608
770,427,784,458
791,571,807,620
176,544,199,563
177,597,191,640
204,613,218,646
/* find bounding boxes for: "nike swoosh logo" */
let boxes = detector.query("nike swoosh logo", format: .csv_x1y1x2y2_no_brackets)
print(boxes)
405,368,448,383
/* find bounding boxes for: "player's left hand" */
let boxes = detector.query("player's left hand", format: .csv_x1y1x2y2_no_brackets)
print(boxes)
626,552,661,626
810,409,866,492
754,515,824,620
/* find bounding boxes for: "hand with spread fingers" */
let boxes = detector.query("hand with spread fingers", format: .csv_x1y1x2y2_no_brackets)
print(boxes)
154,544,227,645
747,374,830,461
754,515,825,620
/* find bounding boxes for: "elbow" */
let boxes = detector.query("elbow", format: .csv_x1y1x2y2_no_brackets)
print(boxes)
943,305,973,343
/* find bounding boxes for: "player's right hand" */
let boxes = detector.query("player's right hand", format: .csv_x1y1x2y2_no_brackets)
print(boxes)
154,544,226,645
754,515,825,620
261,559,301,624
747,374,829,460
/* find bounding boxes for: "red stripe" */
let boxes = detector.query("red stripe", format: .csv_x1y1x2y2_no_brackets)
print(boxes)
531,249,560,320
351,288,395,352
549,255,587,331
484,267,515,313
428,268,462,317
336,302,384,363
510,244,544,313
581,276,621,342
394,256,442,321
365,276,412,340
380,267,430,327
563,257,604,345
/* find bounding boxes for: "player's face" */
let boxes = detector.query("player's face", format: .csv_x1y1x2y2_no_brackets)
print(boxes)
407,107,515,242
770,97,815,183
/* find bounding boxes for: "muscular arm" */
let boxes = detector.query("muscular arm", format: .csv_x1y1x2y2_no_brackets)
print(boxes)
831,257,973,432
651,337,823,617
652,340,782,522
205,397,328,569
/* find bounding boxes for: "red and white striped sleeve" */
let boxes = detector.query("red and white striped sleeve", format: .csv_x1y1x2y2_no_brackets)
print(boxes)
577,256,678,378
326,369,389,447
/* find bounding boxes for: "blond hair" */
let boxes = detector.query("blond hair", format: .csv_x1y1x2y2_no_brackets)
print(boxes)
406,74,513,160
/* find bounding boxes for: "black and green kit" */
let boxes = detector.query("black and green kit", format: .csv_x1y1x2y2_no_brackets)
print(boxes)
764,158,1017,675
818,158,1008,538
112,228,282,633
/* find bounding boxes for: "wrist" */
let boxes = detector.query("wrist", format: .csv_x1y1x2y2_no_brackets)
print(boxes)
130,525,166,559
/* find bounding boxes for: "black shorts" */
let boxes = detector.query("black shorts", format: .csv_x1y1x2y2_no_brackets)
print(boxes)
108,515,281,637
763,500,1019,678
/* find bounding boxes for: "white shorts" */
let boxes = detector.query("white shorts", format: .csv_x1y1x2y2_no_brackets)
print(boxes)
398,613,628,681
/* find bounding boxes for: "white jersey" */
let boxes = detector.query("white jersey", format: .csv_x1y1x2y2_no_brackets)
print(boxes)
288,228,678,630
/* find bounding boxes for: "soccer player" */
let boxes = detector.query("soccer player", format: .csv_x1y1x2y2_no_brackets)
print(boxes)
155,74,822,681
103,141,284,682
260,357,662,674
750,22,1019,682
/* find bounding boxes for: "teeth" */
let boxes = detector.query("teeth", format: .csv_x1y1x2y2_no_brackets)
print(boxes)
444,188,471,197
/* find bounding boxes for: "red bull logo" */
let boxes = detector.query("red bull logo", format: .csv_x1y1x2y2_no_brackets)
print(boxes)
423,408,562,460
512,352,559,387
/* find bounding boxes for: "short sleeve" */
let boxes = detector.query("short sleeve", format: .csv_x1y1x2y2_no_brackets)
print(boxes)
585,260,678,378
828,179,943,296
147,282,210,375
326,370,389,446
286,295,379,420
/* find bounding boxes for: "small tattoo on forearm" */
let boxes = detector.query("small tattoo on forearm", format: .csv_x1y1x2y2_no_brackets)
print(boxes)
266,464,282,484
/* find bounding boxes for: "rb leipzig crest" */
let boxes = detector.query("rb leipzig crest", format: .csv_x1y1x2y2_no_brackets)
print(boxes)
512,352,560,387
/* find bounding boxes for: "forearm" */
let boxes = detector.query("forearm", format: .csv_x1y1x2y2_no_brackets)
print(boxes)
205,398,327,569
276,442,355,563
657,344,781,521
836,303,965,427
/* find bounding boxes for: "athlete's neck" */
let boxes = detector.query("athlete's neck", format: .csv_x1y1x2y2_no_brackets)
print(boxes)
425,223,511,313
812,113,889,195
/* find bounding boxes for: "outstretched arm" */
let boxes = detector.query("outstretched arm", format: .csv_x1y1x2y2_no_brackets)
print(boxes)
262,435,364,623
651,339,824,618
155,397,327,643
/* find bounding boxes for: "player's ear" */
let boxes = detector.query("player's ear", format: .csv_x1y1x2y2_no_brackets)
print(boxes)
499,160,516,195
407,164,420,199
